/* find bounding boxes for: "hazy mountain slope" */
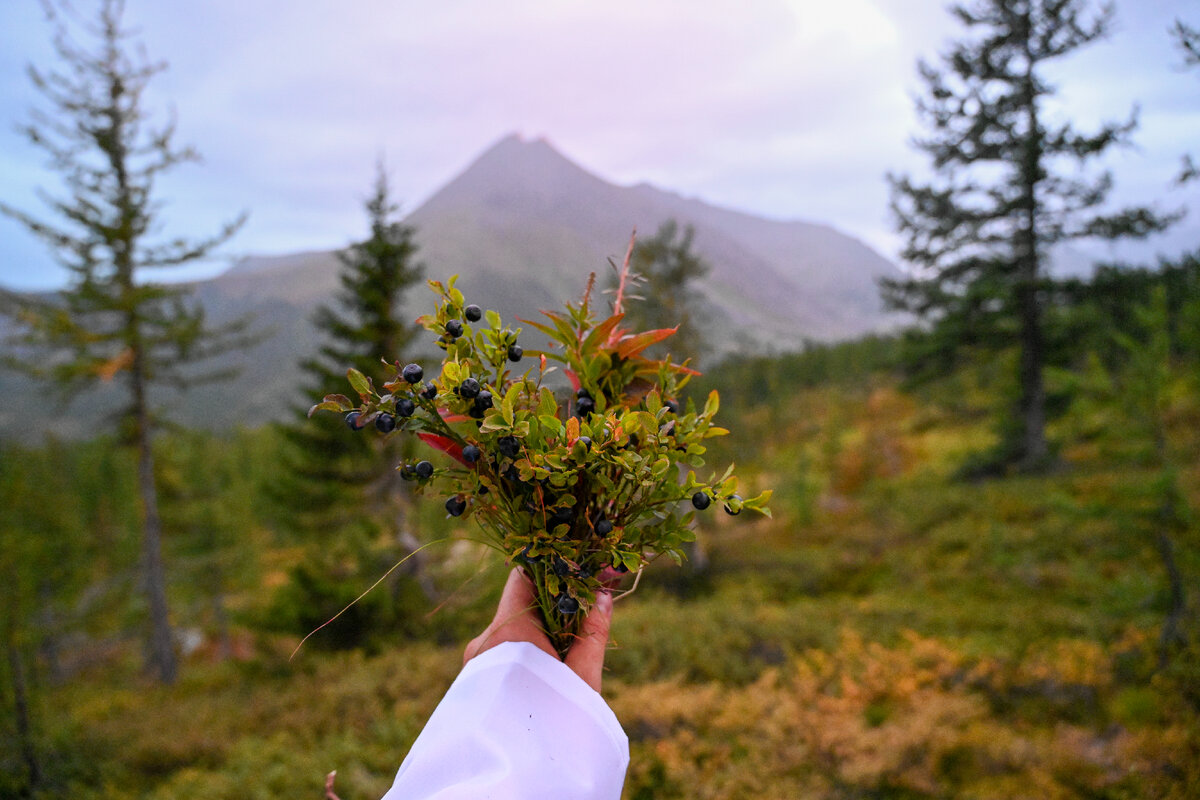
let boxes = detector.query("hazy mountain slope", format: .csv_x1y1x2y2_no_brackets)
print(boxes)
0,134,899,441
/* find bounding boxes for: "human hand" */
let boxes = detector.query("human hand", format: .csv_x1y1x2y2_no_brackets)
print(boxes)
464,568,614,692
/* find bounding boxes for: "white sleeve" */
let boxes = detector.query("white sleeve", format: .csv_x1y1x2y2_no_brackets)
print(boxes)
381,640,629,800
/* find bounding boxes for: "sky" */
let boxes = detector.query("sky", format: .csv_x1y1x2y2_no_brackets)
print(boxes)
0,0,1197,290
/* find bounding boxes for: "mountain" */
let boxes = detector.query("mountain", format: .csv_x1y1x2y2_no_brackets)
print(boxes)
0,134,899,440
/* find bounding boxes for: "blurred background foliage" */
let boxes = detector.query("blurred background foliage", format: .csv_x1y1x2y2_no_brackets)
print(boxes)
1,0,1199,798
2,297,1198,797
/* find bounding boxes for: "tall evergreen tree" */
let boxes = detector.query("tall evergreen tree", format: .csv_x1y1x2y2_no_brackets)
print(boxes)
0,0,248,683
1173,16,1199,184
618,220,711,366
883,0,1175,472
274,164,431,638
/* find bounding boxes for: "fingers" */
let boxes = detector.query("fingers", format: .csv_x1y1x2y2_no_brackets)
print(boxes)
464,569,556,665
492,567,537,624
564,590,613,693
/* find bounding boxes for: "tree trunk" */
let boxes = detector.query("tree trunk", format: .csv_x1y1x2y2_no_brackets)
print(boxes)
1016,279,1049,468
396,528,438,601
211,564,233,662
6,616,40,794
1015,27,1049,471
133,371,177,684
36,585,65,685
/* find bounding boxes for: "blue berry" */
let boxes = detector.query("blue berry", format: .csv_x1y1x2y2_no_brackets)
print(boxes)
498,436,520,459
459,378,480,399
595,519,613,535
462,444,481,464
557,595,580,615
375,413,396,433
464,304,482,322
445,319,463,338
415,461,434,479
474,390,493,410
345,411,363,430
691,492,711,510
724,494,743,515
445,496,467,517
395,398,415,417
402,363,423,384
507,344,523,362
420,382,437,400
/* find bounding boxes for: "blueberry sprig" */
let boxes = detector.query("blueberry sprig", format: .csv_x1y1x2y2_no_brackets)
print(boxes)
311,271,770,655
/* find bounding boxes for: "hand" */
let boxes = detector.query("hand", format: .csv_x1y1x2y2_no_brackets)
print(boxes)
464,568,614,692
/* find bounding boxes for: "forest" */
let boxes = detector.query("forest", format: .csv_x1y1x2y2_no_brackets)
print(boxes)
2,1,1199,798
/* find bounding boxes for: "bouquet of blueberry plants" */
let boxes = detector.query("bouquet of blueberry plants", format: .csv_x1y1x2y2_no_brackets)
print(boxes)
311,264,770,657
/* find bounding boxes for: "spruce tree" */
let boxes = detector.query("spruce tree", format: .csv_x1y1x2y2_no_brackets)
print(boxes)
883,0,1175,472
0,0,248,683
274,164,431,638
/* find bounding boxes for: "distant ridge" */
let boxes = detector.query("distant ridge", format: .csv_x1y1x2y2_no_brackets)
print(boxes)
0,133,900,440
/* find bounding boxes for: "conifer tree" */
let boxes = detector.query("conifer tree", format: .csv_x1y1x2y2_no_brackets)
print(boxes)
883,0,1175,472
0,0,249,683
1173,17,1199,184
618,220,711,366
274,164,431,634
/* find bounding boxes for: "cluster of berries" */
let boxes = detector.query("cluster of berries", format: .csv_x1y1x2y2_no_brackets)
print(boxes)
316,274,770,653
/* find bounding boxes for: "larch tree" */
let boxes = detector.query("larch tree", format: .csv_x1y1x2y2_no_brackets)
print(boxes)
0,0,249,683
883,0,1176,472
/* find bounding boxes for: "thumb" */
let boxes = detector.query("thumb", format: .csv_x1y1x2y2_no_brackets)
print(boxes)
563,590,613,693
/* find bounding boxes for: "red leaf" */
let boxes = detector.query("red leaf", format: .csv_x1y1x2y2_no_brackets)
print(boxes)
438,408,470,423
583,313,625,352
616,327,678,360
564,369,580,392
417,433,470,466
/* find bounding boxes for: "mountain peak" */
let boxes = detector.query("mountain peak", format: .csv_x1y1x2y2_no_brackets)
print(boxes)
414,133,611,215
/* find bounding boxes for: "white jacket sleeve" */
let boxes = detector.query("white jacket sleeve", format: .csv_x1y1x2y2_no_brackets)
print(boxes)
381,640,629,800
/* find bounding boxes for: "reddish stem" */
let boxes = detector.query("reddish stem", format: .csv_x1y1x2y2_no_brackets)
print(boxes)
611,229,637,319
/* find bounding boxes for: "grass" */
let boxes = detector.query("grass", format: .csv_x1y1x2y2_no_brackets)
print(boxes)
8,366,1200,799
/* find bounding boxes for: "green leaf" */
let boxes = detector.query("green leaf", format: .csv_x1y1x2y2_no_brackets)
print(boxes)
322,393,354,410
486,309,502,329
539,386,558,417
308,400,346,417
704,390,720,418
347,368,371,397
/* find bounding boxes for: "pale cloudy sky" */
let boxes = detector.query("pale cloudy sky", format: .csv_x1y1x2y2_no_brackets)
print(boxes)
0,0,1197,290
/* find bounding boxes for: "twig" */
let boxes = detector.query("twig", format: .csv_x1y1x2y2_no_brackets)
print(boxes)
325,770,342,800
612,565,644,602
611,229,637,317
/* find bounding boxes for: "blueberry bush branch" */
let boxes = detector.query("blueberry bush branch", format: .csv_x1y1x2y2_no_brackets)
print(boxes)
312,265,770,656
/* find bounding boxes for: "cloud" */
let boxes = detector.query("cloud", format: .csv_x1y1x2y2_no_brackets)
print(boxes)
0,0,1196,289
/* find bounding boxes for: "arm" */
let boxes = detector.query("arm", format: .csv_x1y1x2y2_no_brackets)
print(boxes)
381,571,627,800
